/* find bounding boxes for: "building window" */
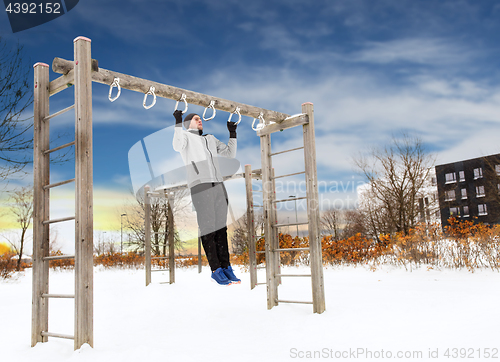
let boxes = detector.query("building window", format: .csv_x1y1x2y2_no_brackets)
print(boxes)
463,206,469,217
478,204,488,216
474,167,483,179
496,165,500,176
450,207,460,217
476,185,485,198
445,172,456,183
445,190,456,201
461,188,467,199
458,171,465,182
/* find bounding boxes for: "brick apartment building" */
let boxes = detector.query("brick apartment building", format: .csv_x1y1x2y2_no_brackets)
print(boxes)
435,153,500,227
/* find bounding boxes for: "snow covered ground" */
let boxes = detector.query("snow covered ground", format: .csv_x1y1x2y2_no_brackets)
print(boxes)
2,265,500,361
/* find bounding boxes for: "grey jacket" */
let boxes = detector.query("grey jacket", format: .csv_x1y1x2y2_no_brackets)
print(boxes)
173,127,237,188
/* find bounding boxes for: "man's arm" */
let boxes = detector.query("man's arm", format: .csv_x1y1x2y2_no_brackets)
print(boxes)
216,121,237,158
172,110,187,152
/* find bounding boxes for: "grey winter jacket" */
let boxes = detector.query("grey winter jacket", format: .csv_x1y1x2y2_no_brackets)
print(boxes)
172,127,237,188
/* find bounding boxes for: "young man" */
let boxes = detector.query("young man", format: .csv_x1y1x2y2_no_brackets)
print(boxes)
172,110,240,285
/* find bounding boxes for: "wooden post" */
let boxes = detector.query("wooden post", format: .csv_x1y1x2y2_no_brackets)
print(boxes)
271,168,281,286
73,36,94,349
167,193,175,284
144,186,151,286
261,134,278,309
245,165,257,289
302,102,326,314
32,62,50,346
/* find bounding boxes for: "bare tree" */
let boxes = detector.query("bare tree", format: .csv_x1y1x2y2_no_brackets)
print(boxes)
230,211,265,255
354,134,436,237
7,186,33,270
321,208,366,240
124,189,190,255
0,38,33,181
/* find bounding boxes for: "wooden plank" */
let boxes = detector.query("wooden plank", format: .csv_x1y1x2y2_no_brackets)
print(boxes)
256,114,309,136
302,102,326,314
52,57,290,124
32,62,50,347
260,134,278,309
73,36,94,350
167,194,175,284
49,70,75,96
144,186,151,286
244,165,257,289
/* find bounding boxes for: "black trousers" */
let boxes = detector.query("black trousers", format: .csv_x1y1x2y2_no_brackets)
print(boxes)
190,182,230,271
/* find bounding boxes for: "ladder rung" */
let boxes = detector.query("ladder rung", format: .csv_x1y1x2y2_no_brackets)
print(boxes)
151,269,169,272
43,255,75,261
42,293,75,299
253,204,263,208
41,331,74,340
43,104,75,121
42,216,75,225
43,178,75,190
255,251,266,254
273,221,308,228
272,171,305,180
256,282,267,285
151,244,169,247
151,256,170,260
277,299,313,305
275,274,311,277
152,232,168,234
273,196,307,204
253,190,263,193
256,266,266,269
44,141,75,154
274,247,310,252
270,146,304,157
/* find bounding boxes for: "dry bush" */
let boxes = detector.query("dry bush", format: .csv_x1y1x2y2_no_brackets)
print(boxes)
0,253,17,279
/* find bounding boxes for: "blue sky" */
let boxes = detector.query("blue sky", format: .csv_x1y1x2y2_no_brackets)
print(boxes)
2,0,500,242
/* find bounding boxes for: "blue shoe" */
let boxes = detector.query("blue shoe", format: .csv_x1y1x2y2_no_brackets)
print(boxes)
223,266,241,284
211,268,232,285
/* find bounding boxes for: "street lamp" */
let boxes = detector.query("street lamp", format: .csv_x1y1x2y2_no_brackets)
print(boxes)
289,195,299,237
120,213,127,254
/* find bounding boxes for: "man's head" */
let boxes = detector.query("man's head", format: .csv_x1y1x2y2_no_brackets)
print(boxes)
184,113,203,131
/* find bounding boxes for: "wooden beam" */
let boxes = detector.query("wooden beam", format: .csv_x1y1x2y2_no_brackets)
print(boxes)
49,70,75,96
32,62,50,347
52,57,290,123
144,186,151,286
301,102,325,314
245,165,257,290
256,113,309,136
73,36,94,350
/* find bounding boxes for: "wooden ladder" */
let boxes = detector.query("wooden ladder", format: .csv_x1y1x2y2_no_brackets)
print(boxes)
32,37,94,350
258,102,326,313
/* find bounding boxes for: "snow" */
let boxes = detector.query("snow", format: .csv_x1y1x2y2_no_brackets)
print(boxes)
2,265,500,361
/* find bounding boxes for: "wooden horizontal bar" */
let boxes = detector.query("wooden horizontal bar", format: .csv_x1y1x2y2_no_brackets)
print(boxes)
42,293,75,299
151,269,169,272
270,146,304,157
42,216,75,225
277,300,313,305
43,255,75,261
44,141,75,154
44,104,75,121
257,113,309,136
255,251,266,254
256,266,266,269
49,70,75,96
273,221,309,228
273,196,307,204
43,178,75,190
52,57,98,75
273,247,310,252
275,274,311,277
256,282,267,285
41,331,74,340
152,232,168,235
52,57,290,123
272,171,306,180
151,256,170,260
253,204,264,208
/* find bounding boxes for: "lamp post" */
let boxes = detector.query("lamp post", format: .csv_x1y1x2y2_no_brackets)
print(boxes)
120,213,127,254
289,195,299,237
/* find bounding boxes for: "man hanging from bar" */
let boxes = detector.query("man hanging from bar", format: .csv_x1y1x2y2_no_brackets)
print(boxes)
172,110,241,285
